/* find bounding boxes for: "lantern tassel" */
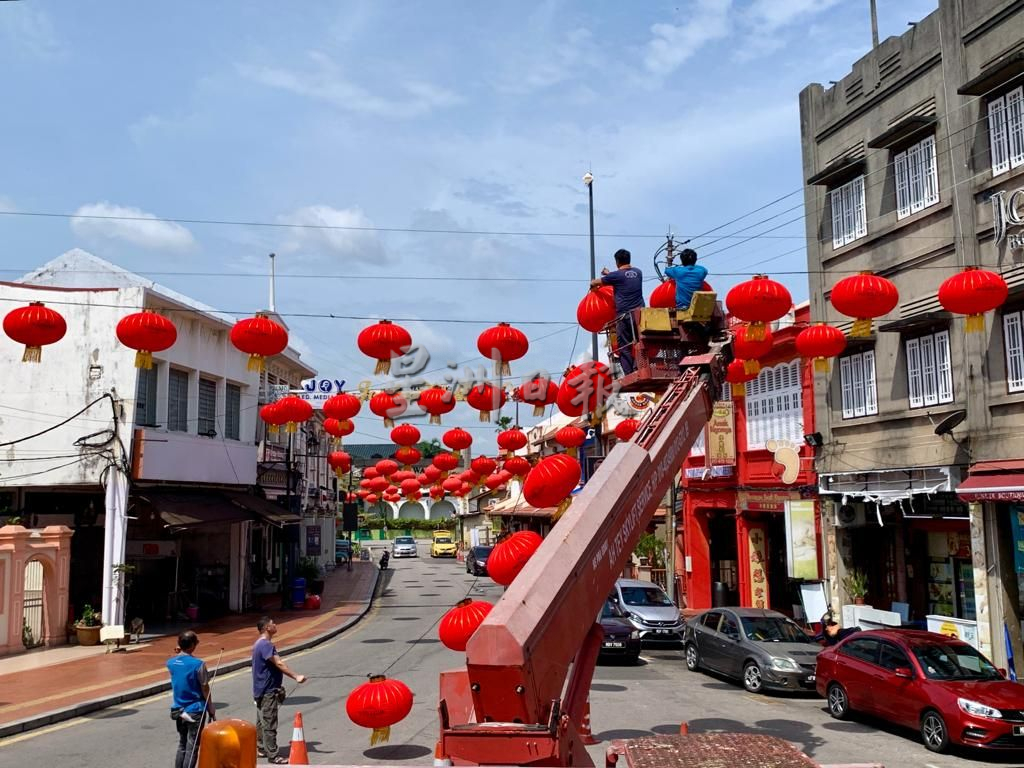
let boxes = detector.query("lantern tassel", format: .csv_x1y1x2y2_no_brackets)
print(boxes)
247,353,265,373
429,415,441,426
745,322,767,342
532,404,544,417
286,422,298,434
370,726,391,746
966,314,985,333
385,418,395,428
268,424,279,435
496,360,511,377
135,350,154,369
567,447,578,458
479,411,490,423
850,318,873,338
743,359,761,375
375,359,391,375
452,450,461,459
22,345,42,363
553,497,573,521
814,358,831,374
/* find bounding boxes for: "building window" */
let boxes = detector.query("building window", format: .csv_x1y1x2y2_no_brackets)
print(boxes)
839,351,877,419
167,368,189,432
830,176,867,249
1004,310,1024,393
894,136,939,218
225,383,241,440
744,361,803,448
905,330,953,408
135,365,158,426
989,86,1024,176
198,378,217,436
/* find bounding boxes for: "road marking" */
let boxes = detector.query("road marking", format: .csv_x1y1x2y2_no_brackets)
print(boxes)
743,695,769,706
924,764,942,768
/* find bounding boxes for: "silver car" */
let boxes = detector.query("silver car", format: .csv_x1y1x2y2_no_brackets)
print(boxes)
392,536,417,558
683,607,821,694
611,579,686,643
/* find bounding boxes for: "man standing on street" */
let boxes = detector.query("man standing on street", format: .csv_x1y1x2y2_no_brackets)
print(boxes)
663,248,708,311
167,630,215,768
591,248,645,375
252,616,307,764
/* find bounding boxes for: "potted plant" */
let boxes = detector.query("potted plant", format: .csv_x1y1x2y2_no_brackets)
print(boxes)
842,569,869,605
75,604,102,646
296,557,324,596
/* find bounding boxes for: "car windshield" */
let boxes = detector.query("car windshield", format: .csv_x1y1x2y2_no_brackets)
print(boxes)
741,616,813,644
601,600,627,619
435,537,452,543
620,586,674,607
473,547,493,557
395,537,415,544
912,642,1002,681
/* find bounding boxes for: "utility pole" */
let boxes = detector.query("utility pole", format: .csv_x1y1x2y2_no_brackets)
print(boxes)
869,0,879,48
584,172,598,364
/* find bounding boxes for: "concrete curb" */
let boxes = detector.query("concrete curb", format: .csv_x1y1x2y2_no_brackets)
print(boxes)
0,569,382,740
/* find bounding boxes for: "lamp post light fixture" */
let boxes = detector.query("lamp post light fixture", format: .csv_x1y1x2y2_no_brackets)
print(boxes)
583,171,598,364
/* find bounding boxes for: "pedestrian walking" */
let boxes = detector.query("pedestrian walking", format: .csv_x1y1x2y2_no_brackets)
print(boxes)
167,630,216,768
591,248,645,375
252,616,307,764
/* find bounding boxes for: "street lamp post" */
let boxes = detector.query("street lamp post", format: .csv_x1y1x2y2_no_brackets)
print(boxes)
583,172,599,364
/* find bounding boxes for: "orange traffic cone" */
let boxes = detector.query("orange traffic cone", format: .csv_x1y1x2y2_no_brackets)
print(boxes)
433,741,453,766
579,696,599,745
288,711,309,765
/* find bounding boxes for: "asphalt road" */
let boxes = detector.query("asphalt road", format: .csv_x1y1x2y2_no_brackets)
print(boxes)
0,548,1018,767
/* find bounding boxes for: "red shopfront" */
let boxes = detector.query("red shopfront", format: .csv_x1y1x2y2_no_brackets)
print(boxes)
680,304,823,614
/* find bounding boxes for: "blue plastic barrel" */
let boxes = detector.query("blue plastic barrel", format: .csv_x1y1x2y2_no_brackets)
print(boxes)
292,577,307,608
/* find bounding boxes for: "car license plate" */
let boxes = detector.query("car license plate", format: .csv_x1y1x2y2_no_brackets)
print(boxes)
805,675,816,683
1014,726,1024,736
604,642,625,648
656,629,670,634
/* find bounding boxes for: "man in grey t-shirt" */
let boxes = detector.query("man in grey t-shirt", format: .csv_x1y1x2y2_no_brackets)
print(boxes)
252,616,307,763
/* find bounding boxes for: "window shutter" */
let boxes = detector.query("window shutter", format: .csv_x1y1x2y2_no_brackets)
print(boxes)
830,188,845,249
199,379,217,435
907,141,924,214
934,330,953,404
840,356,854,418
851,354,866,417
1008,87,1024,170
1004,311,1024,393
906,338,924,408
920,334,938,406
921,135,939,207
894,148,910,219
862,350,878,415
990,95,1010,175
168,369,189,432
225,383,241,441
853,176,867,239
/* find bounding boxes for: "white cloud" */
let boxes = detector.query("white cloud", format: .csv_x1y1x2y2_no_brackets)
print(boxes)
644,0,733,76
278,205,389,265
0,5,62,59
70,202,195,252
744,0,843,33
237,52,460,118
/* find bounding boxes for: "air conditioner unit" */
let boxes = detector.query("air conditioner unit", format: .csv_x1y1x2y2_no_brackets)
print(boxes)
835,502,867,528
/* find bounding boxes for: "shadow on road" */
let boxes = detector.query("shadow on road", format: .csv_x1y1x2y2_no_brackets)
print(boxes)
284,695,321,705
686,717,825,757
364,744,432,760
591,683,628,692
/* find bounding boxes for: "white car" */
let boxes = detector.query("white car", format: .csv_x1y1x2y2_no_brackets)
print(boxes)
392,536,418,557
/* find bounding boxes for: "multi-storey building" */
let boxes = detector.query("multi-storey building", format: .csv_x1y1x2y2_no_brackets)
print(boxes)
800,0,1024,664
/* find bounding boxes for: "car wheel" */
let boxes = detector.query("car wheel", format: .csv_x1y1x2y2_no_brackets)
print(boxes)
685,643,701,672
826,683,850,720
921,710,949,753
742,662,764,693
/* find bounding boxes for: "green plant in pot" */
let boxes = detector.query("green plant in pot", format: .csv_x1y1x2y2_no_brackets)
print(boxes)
75,604,102,646
296,557,325,596
842,569,869,605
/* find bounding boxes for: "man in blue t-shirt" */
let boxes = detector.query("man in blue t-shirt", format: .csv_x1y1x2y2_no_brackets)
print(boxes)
663,248,708,311
167,630,215,768
252,616,307,763
591,249,645,375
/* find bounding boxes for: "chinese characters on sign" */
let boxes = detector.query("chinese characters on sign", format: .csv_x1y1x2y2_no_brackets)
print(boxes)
748,527,768,608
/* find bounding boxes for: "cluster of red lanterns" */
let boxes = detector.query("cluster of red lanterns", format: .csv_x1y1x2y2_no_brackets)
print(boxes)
259,395,314,434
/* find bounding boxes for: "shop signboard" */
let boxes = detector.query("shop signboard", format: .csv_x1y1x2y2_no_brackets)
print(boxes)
707,401,735,467
306,525,321,556
748,527,768,608
738,489,797,512
993,187,1024,250
786,500,819,580
1011,504,1024,574
299,378,347,409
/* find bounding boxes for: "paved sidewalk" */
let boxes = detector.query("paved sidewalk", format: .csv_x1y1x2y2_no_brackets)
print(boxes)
0,562,380,738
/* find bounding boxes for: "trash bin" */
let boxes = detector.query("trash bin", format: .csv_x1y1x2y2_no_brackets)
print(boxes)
712,582,730,608
292,578,307,609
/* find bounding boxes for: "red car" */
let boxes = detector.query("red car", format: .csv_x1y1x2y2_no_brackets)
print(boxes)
816,629,1024,753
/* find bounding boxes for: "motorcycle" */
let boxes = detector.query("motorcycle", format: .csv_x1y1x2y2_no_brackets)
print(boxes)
379,550,390,571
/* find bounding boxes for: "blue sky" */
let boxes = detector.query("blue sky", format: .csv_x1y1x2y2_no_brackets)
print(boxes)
0,0,938,444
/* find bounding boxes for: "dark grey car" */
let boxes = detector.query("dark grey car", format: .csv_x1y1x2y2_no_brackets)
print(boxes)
683,608,821,694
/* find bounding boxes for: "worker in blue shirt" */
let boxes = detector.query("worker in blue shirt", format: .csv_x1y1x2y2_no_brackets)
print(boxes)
591,249,644,375
663,248,708,311
167,630,215,768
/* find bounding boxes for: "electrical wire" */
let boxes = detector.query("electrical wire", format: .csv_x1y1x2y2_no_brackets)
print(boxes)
0,394,115,448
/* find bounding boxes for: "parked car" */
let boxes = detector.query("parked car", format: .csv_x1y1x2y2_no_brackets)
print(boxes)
684,607,820,694
610,579,686,644
466,545,492,576
598,599,642,664
817,629,1024,752
430,533,457,558
392,536,418,558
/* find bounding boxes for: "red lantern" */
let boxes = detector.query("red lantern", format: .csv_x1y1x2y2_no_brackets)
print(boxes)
417,386,456,425
230,313,288,372
423,464,443,483
369,476,390,494
733,324,774,375
554,425,586,457
357,320,412,375
442,428,473,457
116,310,177,369
259,402,288,434
416,473,431,487
939,267,1008,333
432,452,460,473
345,674,414,745
503,455,531,479
438,599,493,651
323,417,355,445
470,456,497,478
366,493,379,505
484,474,506,491
328,451,352,478
461,469,481,487
390,424,420,447
725,359,757,385
429,485,444,500
577,287,617,333
370,390,408,428
725,275,792,341
517,377,559,417
375,459,399,478
466,383,507,422
614,418,641,442
830,271,899,337
458,481,473,496
488,530,544,586
441,477,462,493
496,427,528,456
391,469,416,483
3,302,67,363
400,478,421,498
796,323,847,373
357,489,370,500
394,446,421,470
650,280,676,309
363,467,380,480
323,392,362,422
524,454,581,517
477,322,529,377
556,362,613,417
275,396,313,433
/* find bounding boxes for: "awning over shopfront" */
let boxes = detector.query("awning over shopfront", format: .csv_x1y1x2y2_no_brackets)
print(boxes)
224,491,302,526
139,490,254,531
488,494,554,518
956,461,1024,502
